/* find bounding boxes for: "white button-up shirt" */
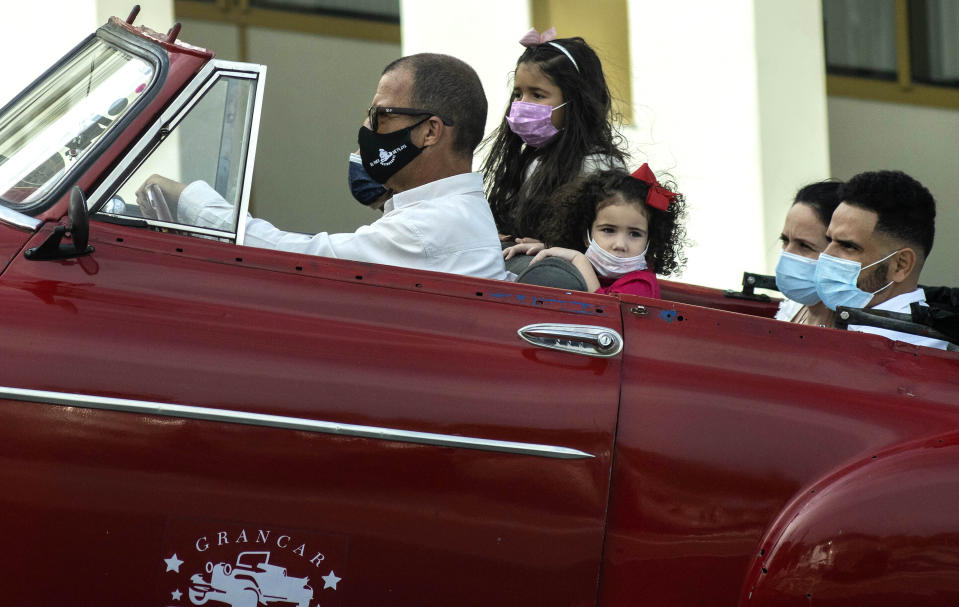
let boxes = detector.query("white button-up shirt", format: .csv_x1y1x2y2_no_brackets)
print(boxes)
177,172,509,280
849,288,950,350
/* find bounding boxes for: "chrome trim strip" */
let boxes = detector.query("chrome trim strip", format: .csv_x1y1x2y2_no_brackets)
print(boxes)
0,386,593,460
166,68,258,128
0,205,42,231
96,213,234,239
235,64,266,247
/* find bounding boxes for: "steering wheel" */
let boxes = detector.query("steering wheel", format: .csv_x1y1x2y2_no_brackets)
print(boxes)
145,184,174,221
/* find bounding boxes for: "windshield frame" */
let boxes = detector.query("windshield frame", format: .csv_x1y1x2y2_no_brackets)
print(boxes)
0,22,168,217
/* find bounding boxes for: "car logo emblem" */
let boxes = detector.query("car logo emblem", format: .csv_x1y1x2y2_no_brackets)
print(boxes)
159,519,347,606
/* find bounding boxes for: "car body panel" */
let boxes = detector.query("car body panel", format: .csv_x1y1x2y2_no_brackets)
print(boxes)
0,221,34,273
599,295,959,605
742,431,959,606
0,220,622,605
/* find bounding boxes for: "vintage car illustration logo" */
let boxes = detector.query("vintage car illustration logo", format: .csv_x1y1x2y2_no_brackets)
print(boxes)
159,519,347,607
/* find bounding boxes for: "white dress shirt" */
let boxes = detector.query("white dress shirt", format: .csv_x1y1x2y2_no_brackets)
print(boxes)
775,298,803,322
849,288,950,350
177,172,509,280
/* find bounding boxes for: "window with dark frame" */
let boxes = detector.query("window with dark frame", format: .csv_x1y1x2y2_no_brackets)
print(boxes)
823,0,898,81
173,0,400,45
824,0,959,90
248,0,398,23
909,0,959,87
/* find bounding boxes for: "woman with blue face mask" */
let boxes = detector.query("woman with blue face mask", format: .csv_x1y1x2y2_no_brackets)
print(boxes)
774,180,843,327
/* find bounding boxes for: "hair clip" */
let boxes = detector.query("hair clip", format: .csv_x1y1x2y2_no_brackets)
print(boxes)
631,163,678,211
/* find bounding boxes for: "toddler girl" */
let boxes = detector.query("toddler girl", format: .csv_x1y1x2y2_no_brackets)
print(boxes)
506,166,687,297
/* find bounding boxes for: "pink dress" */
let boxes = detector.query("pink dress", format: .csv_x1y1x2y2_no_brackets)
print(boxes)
595,269,660,298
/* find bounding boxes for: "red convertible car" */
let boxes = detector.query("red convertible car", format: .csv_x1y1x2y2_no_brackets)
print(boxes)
1,10,958,607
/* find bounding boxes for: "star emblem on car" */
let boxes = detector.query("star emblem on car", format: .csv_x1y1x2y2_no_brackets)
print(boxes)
164,553,184,573
322,569,341,590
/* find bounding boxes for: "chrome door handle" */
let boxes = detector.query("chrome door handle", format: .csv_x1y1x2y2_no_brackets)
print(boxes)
518,324,623,358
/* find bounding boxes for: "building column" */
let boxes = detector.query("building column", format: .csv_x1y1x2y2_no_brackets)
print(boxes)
400,1,533,170
626,0,830,288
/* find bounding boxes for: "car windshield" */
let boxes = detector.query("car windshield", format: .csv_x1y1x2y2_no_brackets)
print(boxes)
236,552,270,569
0,37,154,211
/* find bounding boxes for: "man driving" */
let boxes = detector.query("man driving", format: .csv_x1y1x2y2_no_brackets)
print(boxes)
815,169,948,350
137,53,508,281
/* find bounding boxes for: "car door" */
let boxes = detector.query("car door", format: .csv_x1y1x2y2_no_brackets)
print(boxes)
0,225,623,606
598,293,959,605
0,55,623,607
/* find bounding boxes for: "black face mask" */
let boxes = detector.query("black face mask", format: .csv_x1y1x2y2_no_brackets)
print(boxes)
357,116,430,185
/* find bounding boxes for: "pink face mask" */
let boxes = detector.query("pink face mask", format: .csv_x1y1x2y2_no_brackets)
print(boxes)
505,100,566,147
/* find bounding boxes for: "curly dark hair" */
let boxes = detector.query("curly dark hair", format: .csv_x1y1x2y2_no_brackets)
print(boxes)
480,37,628,239
838,170,936,257
540,169,688,276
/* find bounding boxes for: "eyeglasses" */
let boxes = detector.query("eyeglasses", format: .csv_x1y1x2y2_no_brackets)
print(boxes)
367,106,454,132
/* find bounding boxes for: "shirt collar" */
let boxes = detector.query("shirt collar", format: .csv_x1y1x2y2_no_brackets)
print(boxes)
872,288,926,312
385,172,484,212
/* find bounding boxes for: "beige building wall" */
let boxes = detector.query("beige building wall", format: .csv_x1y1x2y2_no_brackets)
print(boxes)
245,27,397,233
828,96,959,286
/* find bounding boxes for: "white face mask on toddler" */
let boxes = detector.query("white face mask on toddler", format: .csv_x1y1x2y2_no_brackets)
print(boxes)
584,235,648,279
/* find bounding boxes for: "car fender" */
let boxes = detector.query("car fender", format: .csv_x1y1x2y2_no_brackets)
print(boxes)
741,430,959,606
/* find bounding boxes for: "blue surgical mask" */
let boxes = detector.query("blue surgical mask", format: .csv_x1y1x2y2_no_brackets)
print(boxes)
775,251,820,305
814,250,898,311
348,152,388,206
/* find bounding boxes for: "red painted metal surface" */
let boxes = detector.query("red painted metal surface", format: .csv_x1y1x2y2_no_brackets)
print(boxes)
742,432,959,606
660,277,780,318
598,297,959,605
0,221,622,606
0,222,34,272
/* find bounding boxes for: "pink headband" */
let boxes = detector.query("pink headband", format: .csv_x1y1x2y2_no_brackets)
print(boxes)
518,27,580,72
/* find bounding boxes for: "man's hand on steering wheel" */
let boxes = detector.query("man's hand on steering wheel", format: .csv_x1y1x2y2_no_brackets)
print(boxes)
135,174,186,220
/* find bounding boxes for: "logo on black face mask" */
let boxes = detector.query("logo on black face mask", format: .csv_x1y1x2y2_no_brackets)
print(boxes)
357,122,425,185
371,145,407,168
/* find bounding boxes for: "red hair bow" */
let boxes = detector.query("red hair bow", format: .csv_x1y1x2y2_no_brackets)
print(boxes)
631,163,677,211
